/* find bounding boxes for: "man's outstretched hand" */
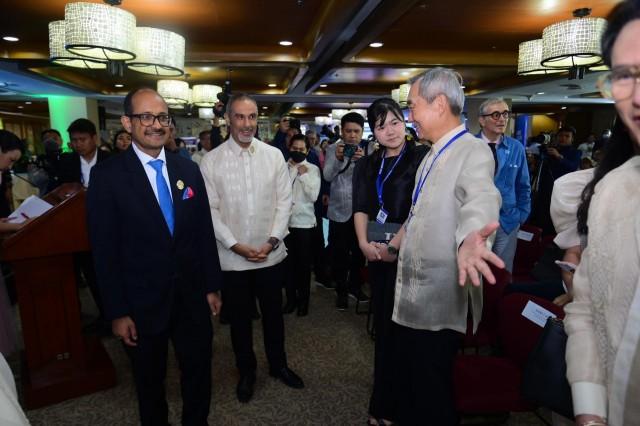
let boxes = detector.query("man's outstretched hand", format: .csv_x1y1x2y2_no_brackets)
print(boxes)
458,222,505,287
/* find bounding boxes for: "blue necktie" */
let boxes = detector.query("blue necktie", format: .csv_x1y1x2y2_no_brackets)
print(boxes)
148,159,174,235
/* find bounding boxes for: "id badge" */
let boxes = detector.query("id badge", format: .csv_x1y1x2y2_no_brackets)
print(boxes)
376,208,388,224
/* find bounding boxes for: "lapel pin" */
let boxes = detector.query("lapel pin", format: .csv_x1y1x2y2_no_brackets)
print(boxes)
176,180,185,190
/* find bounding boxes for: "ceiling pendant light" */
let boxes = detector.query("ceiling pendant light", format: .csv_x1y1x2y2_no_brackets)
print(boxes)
127,27,185,77
48,20,107,69
331,109,348,120
517,39,565,75
198,108,214,119
398,83,410,105
391,88,400,103
64,2,137,61
192,84,223,107
157,80,190,105
541,8,607,69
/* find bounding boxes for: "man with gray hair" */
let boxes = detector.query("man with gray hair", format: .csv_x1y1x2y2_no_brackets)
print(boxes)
477,98,531,273
376,68,503,424
200,93,304,403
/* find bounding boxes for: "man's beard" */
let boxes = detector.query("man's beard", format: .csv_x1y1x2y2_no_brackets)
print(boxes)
236,127,254,143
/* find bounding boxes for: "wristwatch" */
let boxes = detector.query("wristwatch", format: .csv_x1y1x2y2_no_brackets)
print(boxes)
267,237,280,250
387,244,399,255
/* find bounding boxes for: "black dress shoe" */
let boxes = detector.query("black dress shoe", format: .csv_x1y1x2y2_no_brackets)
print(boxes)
336,294,348,311
236,372,256,403
269,367,304,389
282,301,296,314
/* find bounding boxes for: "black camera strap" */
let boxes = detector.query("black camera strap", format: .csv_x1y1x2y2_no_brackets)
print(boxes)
336,158,353,176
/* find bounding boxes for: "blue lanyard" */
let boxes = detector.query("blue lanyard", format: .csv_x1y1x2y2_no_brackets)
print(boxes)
411,129,467,208
375,143,407,208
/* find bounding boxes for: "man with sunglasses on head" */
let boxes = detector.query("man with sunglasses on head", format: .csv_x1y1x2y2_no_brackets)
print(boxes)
477,98,531,273
86,88,223,426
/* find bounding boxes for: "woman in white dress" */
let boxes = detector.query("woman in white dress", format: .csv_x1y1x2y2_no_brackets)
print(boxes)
564,2,640,425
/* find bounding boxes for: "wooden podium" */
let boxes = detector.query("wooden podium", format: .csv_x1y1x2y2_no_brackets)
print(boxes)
2,183,116,409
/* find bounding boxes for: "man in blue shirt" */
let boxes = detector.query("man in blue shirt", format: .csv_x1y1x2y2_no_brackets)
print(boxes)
478,98,531,272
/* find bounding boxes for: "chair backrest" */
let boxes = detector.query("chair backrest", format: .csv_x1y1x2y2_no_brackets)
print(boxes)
497,293,565,368
480,264,512,330
513,224,543,277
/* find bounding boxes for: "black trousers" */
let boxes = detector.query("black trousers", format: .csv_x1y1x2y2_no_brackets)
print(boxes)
328,218,365,296
368,261,398,420
223,263,287,374
284,227,314,308
393,324,461,426
124,293,213,426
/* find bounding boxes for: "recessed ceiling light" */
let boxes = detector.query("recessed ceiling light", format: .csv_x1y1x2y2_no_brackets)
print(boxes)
561,106,567,110
369,42,383,48
201,66,211,71
279,41,293,46
2,36,19,42
295,106,300,109
17,105,23,109
268,83,277,88
401,71,410,76
114,84,124,88
536,91,545,95
25,101,32,104
262,106,268,110
319,84,327,88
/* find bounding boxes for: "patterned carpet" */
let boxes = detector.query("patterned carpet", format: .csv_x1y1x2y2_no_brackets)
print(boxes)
16,284,549,426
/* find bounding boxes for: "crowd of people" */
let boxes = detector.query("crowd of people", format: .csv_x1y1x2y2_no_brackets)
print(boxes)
0,1,639,425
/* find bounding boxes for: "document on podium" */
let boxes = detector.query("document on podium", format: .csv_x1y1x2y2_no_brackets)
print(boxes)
7,195,53,223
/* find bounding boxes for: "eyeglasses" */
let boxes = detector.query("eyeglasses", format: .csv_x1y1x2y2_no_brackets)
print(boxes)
598,65,640,101
481,110,511,120
128,113,172,127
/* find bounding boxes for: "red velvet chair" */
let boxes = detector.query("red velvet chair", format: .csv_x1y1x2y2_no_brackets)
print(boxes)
462,264,512,351
455,293,564,417
512,224,544,281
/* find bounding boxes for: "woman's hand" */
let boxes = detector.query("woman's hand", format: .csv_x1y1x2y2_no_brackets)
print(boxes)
359,240,381,262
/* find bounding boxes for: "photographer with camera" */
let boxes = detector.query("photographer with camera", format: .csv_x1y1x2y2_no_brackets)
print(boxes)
324,112,370,310
545,127,582,179
530,126,581,235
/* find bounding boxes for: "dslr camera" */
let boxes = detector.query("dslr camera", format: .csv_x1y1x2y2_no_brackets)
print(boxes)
343,143,357,158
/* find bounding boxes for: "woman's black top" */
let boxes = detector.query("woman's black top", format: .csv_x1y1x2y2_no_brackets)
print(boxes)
352,142,429,224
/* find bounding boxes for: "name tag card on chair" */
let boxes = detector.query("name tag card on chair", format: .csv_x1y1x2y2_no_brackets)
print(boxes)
521,300,556,328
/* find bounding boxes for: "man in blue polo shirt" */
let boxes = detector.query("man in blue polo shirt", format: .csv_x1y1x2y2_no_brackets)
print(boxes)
477,98,531,272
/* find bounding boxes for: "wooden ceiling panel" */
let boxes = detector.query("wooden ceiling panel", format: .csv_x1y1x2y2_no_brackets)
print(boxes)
355,0,619,63
0,0,617,117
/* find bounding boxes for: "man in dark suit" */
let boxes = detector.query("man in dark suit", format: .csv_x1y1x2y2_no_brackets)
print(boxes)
87,88,223,426
53,118,110,188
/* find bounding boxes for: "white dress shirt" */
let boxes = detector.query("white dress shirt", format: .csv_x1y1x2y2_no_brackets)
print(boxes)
288,159,321,229
131,142,173,203
200,137,292,271
80,150,98,187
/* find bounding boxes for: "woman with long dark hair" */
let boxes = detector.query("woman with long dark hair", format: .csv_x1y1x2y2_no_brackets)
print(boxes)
564,2,640,425
112,129,132,153
352,98,428,425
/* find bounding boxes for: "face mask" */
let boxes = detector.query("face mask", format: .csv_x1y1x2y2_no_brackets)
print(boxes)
289,151,306,163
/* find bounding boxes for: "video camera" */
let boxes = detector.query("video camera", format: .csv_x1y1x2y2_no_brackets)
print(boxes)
528,132,553,146
214,80,232,118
